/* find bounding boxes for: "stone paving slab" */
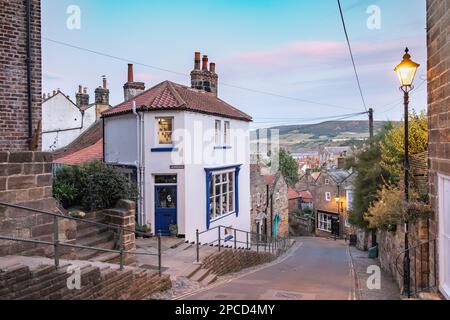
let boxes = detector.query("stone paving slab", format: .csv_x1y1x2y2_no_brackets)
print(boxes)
349,246,401,300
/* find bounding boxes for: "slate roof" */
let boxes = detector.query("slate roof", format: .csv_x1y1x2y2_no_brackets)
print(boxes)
102,81,252,121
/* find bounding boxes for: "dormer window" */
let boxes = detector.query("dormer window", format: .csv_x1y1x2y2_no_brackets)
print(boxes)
157,117,173,144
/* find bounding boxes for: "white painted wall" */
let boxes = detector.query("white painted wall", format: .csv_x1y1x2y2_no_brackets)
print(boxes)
104,109,251,243
104,114,138,165
41,93,96,151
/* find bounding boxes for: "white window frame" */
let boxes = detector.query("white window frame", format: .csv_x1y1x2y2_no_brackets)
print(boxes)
438,173,450,299
224,121,230,146
209,169,235,221
325,192,331,202
318,212,332,232
156,117,174,145
325,179,330,185
215,120,222,146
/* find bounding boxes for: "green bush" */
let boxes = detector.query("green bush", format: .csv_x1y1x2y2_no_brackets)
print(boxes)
53,161,136,211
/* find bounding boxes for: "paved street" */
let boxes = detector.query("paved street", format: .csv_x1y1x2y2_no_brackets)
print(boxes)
182,237,354,300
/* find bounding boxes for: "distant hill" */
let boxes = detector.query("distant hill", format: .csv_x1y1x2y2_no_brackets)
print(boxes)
251,120,393,153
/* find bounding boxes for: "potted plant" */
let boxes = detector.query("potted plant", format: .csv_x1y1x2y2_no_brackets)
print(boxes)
135,224,151,238
169,224,178,237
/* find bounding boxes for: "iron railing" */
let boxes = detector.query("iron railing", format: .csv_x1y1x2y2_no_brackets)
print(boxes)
0,202,163,276
195,225,290,263
395,238,437,298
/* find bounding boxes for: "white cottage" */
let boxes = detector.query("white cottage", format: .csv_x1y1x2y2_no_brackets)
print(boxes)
42,78,111,152
102,54,252,243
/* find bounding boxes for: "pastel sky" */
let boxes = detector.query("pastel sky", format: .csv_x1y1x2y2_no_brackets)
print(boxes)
42,0,427,128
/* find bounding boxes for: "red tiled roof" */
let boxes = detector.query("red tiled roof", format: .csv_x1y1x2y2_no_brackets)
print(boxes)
311,172,321,181
265,175,275,186
102,81,252,121
53,121,103,160
54,139,103,165
299,191,313,200
288,188,300,200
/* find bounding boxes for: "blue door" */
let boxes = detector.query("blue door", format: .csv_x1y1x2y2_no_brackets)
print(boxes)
155,186,177,236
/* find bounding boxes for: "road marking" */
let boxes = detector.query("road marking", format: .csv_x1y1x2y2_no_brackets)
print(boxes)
347,246,359,300
174,241,304,300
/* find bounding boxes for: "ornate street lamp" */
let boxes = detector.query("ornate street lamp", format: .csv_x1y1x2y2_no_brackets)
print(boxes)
394,47,420,298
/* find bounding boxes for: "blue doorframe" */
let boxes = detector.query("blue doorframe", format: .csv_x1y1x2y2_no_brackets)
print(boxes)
154,186,177,236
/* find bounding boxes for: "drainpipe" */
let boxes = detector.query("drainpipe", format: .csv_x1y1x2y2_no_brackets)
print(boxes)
133,101,145,226
26,0,33,147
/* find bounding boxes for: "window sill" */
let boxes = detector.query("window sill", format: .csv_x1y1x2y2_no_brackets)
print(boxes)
317,228,332,233
151,147,178,152
214,146,232,150
210,211,236,224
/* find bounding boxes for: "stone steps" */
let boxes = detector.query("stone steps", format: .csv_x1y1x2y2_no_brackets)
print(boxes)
0,255,171,300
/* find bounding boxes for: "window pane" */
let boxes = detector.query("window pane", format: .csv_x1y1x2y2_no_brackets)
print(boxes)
215,120,221,145
158,118,173,144
155,175,177,184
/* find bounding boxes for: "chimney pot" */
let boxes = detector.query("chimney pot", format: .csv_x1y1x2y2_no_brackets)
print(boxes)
78,85,82,93
128,64,134,82
210,62,216,74
102,76,107,89
83,87,87,94
194,52,201,70
202,55,209,71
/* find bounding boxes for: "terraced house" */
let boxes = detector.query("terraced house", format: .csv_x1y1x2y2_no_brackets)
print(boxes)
102,54,253,243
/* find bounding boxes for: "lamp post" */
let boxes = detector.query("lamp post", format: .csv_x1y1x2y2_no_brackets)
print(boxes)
394,47,420,298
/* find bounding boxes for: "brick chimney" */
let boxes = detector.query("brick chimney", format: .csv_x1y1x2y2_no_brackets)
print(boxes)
95,76,111,118
190,52,218,96
123,64,145,101
76,85,89,108
95,76,110,105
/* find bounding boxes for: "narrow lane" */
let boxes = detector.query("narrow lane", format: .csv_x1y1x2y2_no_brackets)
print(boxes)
183,237,354,300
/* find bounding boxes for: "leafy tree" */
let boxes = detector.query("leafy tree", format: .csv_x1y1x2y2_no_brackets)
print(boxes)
345,127,396,228
277,148,299,187
380,110,428,178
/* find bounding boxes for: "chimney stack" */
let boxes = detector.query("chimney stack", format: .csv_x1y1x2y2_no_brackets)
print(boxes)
190,52,218,96
95,76,111,118
127,63,134,82
76,85,89,108
202,55,209,71
95,76,110,106
194,52,201,70
123,64,145,101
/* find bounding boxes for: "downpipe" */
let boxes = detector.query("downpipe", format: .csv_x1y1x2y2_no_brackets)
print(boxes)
133,101,145,226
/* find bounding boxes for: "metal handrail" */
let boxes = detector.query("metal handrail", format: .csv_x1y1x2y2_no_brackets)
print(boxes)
395,238,437,297
0,202,163,276
195,225,290,262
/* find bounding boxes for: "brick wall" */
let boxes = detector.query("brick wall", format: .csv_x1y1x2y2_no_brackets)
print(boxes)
427,0,450,293
202,249,276,276
0,0,42,151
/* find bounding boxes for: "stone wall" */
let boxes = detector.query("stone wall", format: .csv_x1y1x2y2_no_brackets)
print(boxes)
289,216,315,237
377,219,430,292
202,249,276,276
0,0,42,151
427,0,450,295
0,151,76,257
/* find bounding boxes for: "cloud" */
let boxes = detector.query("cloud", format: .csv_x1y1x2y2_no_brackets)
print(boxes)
43,71,63,81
